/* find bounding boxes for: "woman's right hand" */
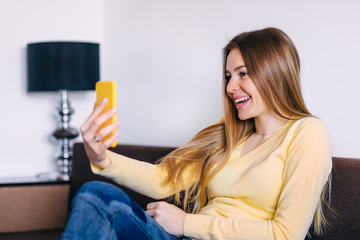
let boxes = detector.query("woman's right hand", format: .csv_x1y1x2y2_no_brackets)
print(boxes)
80,98,120,170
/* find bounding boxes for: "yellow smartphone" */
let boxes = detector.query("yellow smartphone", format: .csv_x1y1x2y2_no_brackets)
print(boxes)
95,81,118,147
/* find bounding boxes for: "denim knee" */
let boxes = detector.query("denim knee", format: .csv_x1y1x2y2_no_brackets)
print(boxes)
77,180,117,194
78,180,126,196
74,181,147,221
72,181,128,207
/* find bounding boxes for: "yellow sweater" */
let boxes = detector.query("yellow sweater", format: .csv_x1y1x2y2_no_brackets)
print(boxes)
92,117,332,240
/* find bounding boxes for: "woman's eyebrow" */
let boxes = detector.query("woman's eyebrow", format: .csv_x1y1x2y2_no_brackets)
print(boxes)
225,65,246,73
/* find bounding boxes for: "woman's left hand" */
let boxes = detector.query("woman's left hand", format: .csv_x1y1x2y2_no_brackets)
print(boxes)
146,201,187,236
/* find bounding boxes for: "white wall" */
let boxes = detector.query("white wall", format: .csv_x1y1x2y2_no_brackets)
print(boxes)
1,0,359,178
0,0,103,178
103,0,360,158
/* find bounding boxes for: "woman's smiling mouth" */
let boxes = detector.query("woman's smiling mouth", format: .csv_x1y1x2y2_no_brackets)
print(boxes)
235,96,251,107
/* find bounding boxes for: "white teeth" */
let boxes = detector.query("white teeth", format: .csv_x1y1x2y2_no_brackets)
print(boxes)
235,96,250,104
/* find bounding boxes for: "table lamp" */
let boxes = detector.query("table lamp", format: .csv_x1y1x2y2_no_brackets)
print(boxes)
27,41,100,181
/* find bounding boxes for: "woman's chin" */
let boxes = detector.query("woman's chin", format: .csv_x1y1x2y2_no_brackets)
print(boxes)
237,113,251,121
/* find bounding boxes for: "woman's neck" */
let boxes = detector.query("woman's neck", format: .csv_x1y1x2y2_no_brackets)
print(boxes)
253,112,288,136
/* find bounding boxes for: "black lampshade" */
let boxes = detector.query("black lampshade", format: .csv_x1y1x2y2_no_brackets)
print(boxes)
27,42,100,92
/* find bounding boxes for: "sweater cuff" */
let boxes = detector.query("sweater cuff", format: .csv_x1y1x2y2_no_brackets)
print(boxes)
90,162,102,174
184,214,210,239
89,150,117,174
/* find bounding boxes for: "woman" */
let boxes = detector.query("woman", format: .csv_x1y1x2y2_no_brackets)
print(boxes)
62,27,332,240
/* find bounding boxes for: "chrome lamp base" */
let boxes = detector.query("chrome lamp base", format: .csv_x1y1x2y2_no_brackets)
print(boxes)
52,90,79,181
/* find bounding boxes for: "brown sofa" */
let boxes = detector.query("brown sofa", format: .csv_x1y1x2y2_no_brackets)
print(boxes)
1,142,359,239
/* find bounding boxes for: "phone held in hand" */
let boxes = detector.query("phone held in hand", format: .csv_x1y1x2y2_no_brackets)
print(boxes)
95,81,118,147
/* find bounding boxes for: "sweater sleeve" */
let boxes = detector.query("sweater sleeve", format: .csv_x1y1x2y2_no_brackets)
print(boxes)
90,118,224,200
91,150,175,199
183,118,332,240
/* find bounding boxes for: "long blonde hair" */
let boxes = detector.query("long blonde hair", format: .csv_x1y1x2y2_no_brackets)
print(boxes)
159,27,329,235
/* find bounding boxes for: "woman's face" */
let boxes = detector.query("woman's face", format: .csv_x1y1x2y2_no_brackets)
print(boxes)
225,48,272,120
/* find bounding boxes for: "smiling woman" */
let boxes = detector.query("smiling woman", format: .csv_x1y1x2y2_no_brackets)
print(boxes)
62,27,332,240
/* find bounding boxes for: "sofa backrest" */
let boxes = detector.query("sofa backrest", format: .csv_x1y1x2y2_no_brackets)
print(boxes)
71,143,360,240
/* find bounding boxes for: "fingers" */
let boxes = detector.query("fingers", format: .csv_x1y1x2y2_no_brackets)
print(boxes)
90,108,117,135
146,202,159,217
94,120,121,142
81,98,108,134
85,120,120,156
91,98,109,120
100,129,120,150
81,108,117,144
146,201,167,214
80,98,120,169
145,202,186,236
146,202,158,210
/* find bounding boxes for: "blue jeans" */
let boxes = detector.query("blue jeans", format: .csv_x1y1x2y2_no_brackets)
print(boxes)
61,181,191,240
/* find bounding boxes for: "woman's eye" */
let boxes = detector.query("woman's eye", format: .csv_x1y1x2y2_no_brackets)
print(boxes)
225,75,231,83
240,72,248,78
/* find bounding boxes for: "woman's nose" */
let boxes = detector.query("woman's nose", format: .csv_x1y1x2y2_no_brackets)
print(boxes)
226,77,239,93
